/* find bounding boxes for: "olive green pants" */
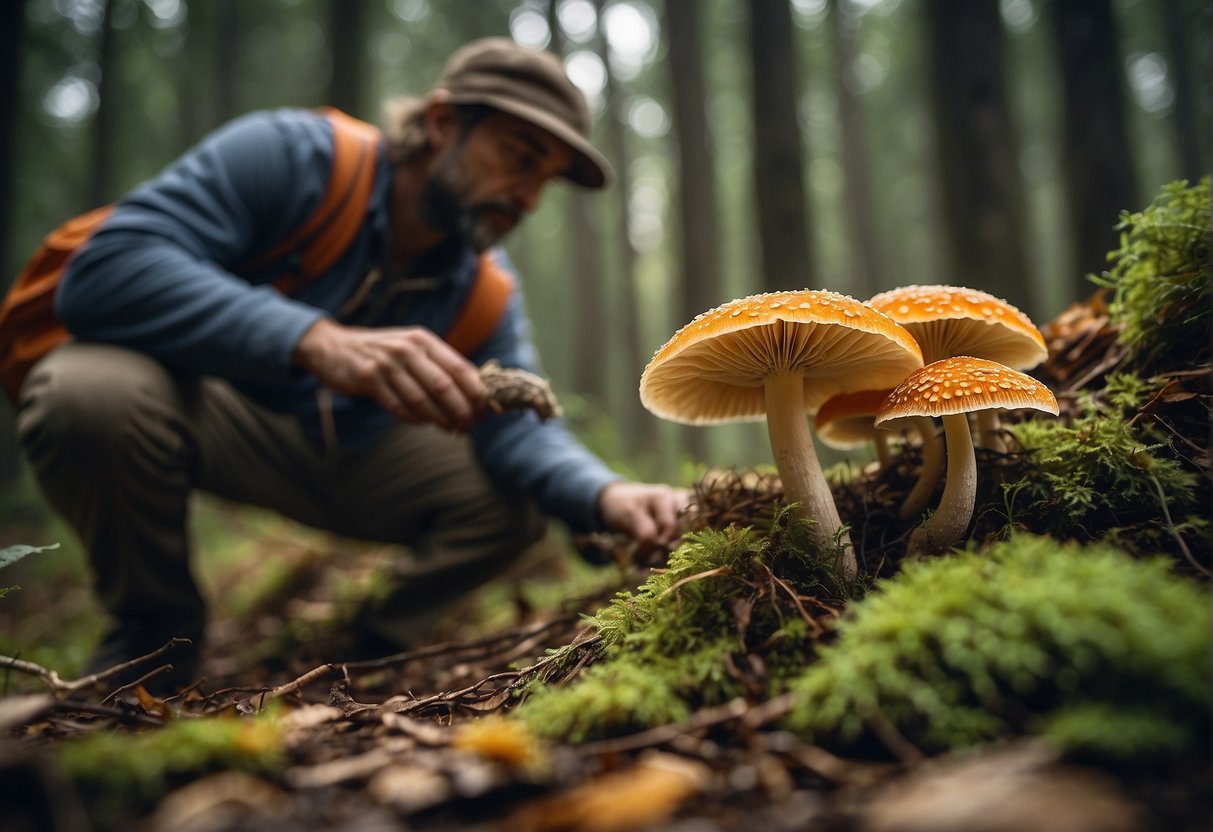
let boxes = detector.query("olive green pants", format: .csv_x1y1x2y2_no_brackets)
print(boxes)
15,342,545,646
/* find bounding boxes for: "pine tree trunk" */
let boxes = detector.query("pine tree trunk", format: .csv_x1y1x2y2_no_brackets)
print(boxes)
828,0,882,299
666,0,722,461
924,0,1032,314
328,0,368,118
747,0,813,293
1049,0,1140,293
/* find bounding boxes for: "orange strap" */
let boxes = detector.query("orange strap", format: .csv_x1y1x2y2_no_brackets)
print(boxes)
257,108,383,294
446,253,516,356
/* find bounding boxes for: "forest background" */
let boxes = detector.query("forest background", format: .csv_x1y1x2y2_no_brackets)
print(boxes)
0,0,1208,485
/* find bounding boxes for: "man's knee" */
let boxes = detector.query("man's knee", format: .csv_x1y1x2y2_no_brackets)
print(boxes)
16,343,188,461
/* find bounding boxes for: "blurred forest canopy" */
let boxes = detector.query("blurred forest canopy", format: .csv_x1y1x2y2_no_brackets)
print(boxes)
1,0,1208,481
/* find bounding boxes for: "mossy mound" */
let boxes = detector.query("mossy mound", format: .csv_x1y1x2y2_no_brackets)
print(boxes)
1094,176,1210,374
1002,373,1208,566
782,534,1209,761
516,513,843,743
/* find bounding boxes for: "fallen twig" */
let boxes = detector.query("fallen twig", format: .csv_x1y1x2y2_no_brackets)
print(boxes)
0,638,193,696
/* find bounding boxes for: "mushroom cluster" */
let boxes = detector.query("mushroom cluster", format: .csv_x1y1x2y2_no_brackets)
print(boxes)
640,289,922,584
875,356,1058,556
638,283,1059,575
867,285,1048,454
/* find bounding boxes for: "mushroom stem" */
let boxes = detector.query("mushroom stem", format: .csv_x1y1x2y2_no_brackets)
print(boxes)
908,413,977,557
976,410,1006,454
874,432,892,468
898,416,945,521
764,371,856,584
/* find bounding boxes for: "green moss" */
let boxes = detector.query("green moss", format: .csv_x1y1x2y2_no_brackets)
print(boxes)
56,711,286,819
515,511,842,742
783,535,1209,761
1005,374,1207,558
1092,176,1210,372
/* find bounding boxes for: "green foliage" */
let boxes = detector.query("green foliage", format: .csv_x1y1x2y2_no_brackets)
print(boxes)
0,543,59,570
783,535,1210,761
1005,374,1205,554
0,543,59,600
516,652,694,743
1093,177,1210,371
516,510,839,742
57,712,286,819
1036,703,1198,764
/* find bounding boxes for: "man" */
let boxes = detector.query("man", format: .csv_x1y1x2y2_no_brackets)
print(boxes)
15,38,688,688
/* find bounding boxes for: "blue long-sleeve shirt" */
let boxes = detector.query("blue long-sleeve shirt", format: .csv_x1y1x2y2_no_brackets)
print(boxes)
57,108,621,531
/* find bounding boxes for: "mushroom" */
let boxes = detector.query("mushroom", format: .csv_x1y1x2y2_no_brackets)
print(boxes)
814,389,897,469
874,356,1058,556
866,284,1049,501
639,289,923,584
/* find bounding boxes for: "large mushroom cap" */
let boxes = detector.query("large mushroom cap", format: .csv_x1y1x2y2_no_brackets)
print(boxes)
640,290,923,425
874,355,1059,425
867,285,1048,370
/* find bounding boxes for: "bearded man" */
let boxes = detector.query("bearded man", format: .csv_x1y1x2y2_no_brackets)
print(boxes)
15,38,688,691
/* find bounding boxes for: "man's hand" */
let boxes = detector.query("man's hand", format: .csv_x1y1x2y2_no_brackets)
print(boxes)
597,481,691,556
294,318,486,432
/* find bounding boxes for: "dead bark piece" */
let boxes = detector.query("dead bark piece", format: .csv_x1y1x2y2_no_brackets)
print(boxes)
854,741,1148,832
481,360,563,421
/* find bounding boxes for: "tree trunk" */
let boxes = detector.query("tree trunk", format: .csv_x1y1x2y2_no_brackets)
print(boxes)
0,0,26,485
89,0,117,206
215,0,240,123
328,0,368,118
593,0,657,451
924,0,1032,314
828,0,882,299
1159,0,1206,184
1049,0,1140,293
666,0,722,460
747,0,813,293
547,1,608,404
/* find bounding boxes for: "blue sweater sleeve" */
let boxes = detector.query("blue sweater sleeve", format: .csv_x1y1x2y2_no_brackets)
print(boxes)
56,110,331,380
469,273,622,532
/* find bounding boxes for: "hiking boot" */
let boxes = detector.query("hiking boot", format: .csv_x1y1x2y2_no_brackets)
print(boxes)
80,618,204,697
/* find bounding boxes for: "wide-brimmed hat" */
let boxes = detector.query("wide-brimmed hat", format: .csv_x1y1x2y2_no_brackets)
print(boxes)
435,37,613,189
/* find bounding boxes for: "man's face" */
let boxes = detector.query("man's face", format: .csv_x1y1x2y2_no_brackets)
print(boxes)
421,111,574,252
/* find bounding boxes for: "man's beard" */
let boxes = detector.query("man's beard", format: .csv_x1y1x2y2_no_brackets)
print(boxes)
421,152,522,254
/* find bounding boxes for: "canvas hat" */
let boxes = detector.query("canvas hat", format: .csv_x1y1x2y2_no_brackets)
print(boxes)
435,37,613,189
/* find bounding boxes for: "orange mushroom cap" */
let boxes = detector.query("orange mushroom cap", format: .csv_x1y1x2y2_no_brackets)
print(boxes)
640,290,923,425
867,284,1048,370
874,355,1059,425
814,388,894,449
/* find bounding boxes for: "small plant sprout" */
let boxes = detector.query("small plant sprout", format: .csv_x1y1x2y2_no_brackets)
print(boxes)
640,289,922,584
875,356,1058,556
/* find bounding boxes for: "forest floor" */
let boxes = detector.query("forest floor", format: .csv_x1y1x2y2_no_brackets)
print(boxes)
0,291,1210,832
2,470,1208,832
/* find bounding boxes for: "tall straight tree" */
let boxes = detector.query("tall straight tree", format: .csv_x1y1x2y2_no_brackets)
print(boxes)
1049,0,1140,293
546,1,609,404
215,0,240,123
747,0,813,293
593,0,656,449
924,0,1032,313
0,0,26,484
1160,0,1208,182
328,0,369,118
828,0,882,299
90,0,117,206
666,0,722,459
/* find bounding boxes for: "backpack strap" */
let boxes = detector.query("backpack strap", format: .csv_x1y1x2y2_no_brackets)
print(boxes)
243,108,382,295
446,252,516,357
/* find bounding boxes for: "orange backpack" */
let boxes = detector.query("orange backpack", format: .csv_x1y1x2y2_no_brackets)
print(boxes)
0,108,514,404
